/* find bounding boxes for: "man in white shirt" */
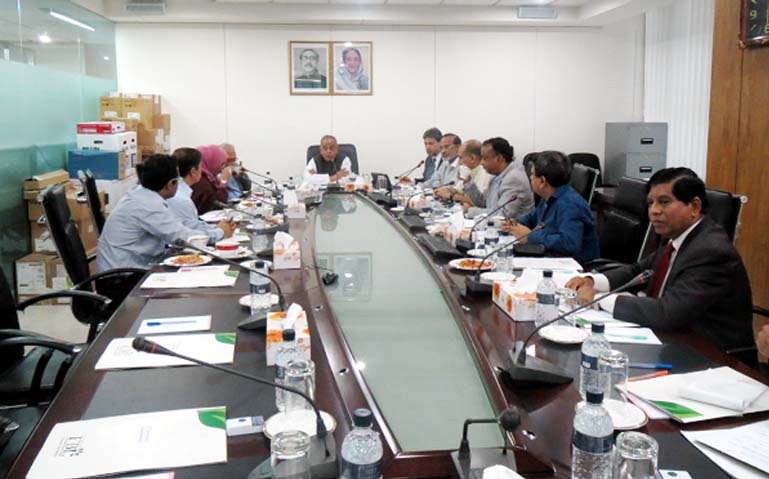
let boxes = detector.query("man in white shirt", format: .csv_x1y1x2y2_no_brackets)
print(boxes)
425,133,461,189
436,139,492,202
303,135,352,184
566,167,753,352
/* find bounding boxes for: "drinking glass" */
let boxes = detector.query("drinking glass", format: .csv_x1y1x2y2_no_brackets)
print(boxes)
270,430,311,479
613,432,658,479
284,358,316,412
598,349,629,402
376,176,388,191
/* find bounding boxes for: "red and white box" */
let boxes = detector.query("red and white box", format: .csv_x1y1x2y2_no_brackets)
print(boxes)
76,121,126,134
76,131,138,166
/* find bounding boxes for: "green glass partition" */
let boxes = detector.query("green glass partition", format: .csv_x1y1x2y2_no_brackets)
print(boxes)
315,194,502,451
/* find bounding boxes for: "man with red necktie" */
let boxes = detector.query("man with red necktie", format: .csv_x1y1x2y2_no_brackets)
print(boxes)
566,167,753,353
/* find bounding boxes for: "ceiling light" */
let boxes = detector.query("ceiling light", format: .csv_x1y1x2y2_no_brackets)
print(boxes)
103,56,110,61
49,10,95,32
38,33,52,44
343,41,352,47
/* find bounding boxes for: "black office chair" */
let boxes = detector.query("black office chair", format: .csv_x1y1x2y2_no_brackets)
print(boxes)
77,170,106,235
40,185,147,342
306,143,360,175
724,306,769,373
569,163,599,204
568,153,602,186
705,188,747,243
522,152,540,206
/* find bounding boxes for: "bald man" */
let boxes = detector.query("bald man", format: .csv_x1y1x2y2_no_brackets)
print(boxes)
220,143,252,200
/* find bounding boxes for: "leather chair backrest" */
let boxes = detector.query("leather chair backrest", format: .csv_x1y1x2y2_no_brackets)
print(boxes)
706,188,745,242
40,185,91,287
0,266,23,371
569,153,602,185
598,176,650,263
522,152,539,206
569,163,598,203
78,170,105,235
306,143,360,174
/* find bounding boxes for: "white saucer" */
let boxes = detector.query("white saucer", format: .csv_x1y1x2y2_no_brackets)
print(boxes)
263,410,337,439
238,294,280,308
538,325,589,344
480,272,516,284
467,249,486,258
604,399,648,430
390,206,405,213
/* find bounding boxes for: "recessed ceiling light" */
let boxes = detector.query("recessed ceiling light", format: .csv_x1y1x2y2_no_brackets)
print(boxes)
103,56,110,61
49,10,95,32
38,33,52,44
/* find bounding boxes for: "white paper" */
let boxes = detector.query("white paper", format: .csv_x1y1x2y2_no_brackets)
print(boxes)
115,474,174,479
569,308,640,328
26,407,227,479
483,464,525,479
693,419,769,474
680,373,768,411
682,429,769,479
283,189,299,205
511,257,583,272
200,210,227,222
603,327,662,345
140,270,238,289
94,333,236,370
137,315,212,335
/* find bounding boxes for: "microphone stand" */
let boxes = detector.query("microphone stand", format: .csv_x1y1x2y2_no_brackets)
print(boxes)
450,407,524,479
464,224,545,295
240,167,280,196
401,181,455,218
395,160,425,181
131,337,338,479
455,196,519,252
504,270,654,385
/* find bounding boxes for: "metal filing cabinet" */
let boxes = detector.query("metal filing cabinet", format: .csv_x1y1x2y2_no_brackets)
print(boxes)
604,122,668,185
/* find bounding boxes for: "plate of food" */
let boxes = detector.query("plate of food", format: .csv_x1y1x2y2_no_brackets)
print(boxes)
449,258,495,271
162,254,212,267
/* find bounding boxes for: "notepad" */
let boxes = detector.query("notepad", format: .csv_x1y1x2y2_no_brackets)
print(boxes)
95,333,236,370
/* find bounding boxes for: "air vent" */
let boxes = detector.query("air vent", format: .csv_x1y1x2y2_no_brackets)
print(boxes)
126,1,166,14
517,6,558,19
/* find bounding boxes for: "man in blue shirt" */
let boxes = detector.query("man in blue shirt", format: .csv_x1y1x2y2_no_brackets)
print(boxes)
220,143,252,200
167,148,234,243
506,150,600,264
97,154,199,272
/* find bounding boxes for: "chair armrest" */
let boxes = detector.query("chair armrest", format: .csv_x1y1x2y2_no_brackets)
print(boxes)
583,258,629,273
16,290,111,311
0,329,57,340
69,268,148,291
753,306,769,318
0,336,81,355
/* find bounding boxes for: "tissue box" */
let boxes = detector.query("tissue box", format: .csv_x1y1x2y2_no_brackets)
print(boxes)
285,203,306,219
265,311,311,366
492,280,537,322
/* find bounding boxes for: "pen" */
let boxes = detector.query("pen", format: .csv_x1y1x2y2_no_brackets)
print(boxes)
146,320,198,327
628,370,669,382
628,362,673,370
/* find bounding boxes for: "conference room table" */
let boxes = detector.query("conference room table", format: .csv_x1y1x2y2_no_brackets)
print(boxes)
7,191,769,479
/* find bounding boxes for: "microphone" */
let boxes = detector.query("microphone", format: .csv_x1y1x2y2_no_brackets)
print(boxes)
455,196,519,252
174,239,286,312
505,269,654,385
451,407,522,479
131,337,338,479
239,167,281,196
395,159,425,180
213,200,284,218
402,181,455,216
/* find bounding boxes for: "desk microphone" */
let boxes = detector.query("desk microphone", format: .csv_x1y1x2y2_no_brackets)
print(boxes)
173,239,286,312
395,160,425,180
240,167,279,191
450,407,522,478
213,200,284,219
455,196,519,252
505,269,654,385
130,337,338,479
402,181,455,217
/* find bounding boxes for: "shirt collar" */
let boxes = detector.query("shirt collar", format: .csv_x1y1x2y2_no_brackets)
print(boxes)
551,184,570,199
670,217,704,251
176,178,192,197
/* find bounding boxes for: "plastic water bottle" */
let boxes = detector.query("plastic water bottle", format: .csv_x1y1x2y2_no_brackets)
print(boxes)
250,214,269,253
484,221,499,253
340,409,383,479
496,231,514,273
274,329,303,411
572,391,614,479
535,270,558,328
249,260,271,315
579,323,612,399
288,176,296,189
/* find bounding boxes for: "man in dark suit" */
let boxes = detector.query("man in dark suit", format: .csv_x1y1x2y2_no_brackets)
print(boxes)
567,167,753,352
419,127,442,182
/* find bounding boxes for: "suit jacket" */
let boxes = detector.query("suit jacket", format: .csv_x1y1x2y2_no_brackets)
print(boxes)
425,158,458,189
465,161,534,220
604,216,753,352
421,154,439,182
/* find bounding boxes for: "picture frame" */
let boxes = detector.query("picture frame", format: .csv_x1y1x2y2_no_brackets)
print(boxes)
289,41,331,95
331,41,373,95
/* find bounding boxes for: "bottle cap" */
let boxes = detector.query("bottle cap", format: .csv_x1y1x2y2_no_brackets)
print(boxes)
352,408,373,427
255,213,264,219
487,220,494,227
543,269,553,278
500,230,511,236
282,329,295,341
591,322,605,334
586,391,604,404
254,260,266,269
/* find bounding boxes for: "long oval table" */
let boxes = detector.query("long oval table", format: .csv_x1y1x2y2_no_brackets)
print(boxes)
7,191,769,479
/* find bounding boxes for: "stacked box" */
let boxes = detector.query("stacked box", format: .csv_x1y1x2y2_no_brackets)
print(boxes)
68,150,128,180
16,251,96,305
76,131,137,168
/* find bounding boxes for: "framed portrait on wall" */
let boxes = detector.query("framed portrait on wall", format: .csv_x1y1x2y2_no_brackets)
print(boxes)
331,42,373,95
289,41,331,95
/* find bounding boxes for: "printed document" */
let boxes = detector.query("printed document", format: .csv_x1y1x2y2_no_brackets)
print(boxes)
94,333,236,370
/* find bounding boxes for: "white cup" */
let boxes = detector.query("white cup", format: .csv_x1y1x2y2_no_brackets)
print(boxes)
187,235,209,250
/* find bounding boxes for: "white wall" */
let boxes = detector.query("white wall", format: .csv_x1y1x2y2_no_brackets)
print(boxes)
116,19,643,181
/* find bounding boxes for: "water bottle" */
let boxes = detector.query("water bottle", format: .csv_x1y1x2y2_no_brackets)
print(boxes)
274,329,303,411
484,221,499,254
251,214,269,253
572,391,614,479
579,323,612,399
340,409,383,479
473,220,488,249
288,176,295,189
254,201,264,217
535,270,558,328
496,231,514,273
249,260,271,315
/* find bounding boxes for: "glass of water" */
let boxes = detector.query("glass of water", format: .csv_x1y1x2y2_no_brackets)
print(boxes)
271,430,311,479
376,176,388,191
598,349,629,403
284,358,316,412
613,432,658,479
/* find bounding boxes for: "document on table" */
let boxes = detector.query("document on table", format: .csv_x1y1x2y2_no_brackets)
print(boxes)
682,420,769,479
137,315,212,335
200,209,227,222
140,268,239,289
94,333,236,370
511,257,583,272
26,407,227,479
627,367,769,423
603,327,661,345
568,308,641,329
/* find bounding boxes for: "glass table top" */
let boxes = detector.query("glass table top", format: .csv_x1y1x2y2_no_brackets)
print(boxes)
314,194,502,451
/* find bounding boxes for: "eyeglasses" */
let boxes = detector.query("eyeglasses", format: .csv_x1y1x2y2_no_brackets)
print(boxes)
169,178,178,185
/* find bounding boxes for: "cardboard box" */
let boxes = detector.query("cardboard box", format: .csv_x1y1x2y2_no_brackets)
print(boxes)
30,220,57,254
152,113,171,132
99,96,124,118
68,150,128,180
96,174,138,213
492,280,537,322
27,189,104,222
137,126,164,148
265,310,311,366
122,97,159,126
76,132,137,167
76,217,98,252
102,116,140,133
77,121,125,134
23,169,70,190
15,253,58,296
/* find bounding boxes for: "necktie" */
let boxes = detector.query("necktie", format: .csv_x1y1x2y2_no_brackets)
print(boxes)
648,242,675,298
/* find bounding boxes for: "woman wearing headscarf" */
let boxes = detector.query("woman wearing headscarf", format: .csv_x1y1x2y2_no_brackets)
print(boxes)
334,47,369,91
191,144,231,214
